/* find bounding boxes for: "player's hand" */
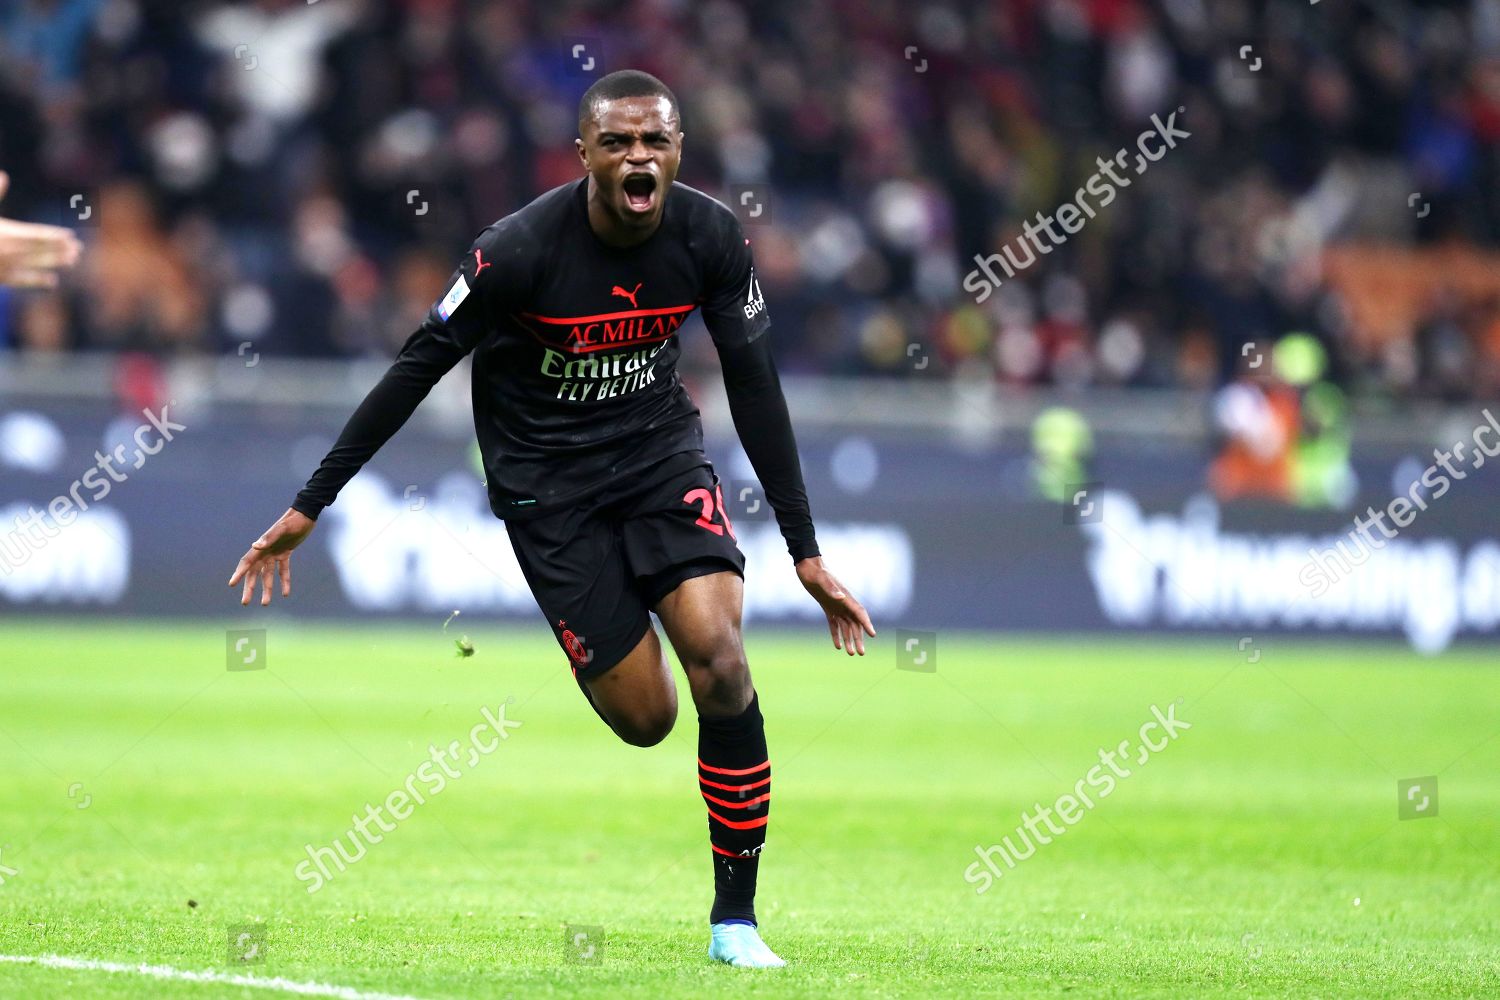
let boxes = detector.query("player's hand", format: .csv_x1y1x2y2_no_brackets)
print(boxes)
0,171,83,288
796,556,876,656
228,508,315,606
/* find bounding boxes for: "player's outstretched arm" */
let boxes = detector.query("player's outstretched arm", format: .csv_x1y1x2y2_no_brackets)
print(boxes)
795,556,877,656
703,208,874,654
227,338,460,608
227,507,315,606
228,228,509,606
228,315,476,606
0,171,83,288
714,332,877,656
287,228,510,526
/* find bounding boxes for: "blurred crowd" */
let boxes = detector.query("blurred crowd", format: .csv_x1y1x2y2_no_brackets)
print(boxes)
2,0,1500,401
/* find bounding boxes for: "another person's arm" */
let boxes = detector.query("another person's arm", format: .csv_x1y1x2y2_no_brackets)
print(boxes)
0,172,82,288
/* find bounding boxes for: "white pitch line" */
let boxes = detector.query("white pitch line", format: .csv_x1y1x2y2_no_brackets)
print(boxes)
0,954,426,1000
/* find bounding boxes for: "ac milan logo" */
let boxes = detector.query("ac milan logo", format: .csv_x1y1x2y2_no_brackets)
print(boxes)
560,623,589,664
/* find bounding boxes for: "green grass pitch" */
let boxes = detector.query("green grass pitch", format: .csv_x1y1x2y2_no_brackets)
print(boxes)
0,619,1496,998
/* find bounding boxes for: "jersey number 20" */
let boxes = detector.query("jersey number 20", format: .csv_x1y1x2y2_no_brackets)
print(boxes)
683,484,737,540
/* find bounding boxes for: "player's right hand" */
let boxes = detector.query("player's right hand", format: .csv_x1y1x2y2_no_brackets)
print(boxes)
228,508,315,606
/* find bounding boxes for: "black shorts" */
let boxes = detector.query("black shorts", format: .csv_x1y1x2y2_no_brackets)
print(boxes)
504,450,746,681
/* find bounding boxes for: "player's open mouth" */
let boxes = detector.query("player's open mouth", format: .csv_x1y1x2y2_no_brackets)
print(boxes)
622,173,657,213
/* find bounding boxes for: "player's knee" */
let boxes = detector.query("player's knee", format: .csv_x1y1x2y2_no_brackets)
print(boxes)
684,645,752,715
613,701,677,747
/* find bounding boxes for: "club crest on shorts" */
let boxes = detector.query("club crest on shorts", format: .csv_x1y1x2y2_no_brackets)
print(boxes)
558,619,590,664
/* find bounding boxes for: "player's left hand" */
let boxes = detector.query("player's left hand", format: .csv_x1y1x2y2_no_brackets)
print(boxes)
796,556,876,656
228,508,315,606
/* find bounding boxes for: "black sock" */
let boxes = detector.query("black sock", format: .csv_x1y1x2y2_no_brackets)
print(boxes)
697,692,770,926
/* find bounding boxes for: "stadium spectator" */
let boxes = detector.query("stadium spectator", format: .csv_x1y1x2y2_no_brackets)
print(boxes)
0,0,1496,401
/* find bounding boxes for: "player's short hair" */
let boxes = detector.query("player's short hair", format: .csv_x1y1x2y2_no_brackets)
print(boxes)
577,70,680,132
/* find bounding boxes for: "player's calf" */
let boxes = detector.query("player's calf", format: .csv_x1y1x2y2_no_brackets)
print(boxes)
652,571,771,926
697,691,770,925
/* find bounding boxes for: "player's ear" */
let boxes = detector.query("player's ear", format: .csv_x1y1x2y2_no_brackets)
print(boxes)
575,136,591,171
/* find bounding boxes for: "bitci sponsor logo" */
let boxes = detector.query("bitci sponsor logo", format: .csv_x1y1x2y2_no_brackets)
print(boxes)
743,270,765,321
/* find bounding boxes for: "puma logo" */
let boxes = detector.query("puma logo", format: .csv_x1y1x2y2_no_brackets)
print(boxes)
473,248,492,276
611,282,642,309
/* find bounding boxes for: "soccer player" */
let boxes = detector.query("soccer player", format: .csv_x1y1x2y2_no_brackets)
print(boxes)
228,69,876,969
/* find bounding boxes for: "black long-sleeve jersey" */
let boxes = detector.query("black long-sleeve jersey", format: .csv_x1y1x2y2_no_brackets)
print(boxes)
292,178,820,562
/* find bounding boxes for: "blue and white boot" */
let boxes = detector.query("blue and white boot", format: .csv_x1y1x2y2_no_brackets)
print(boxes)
708,920,786,968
